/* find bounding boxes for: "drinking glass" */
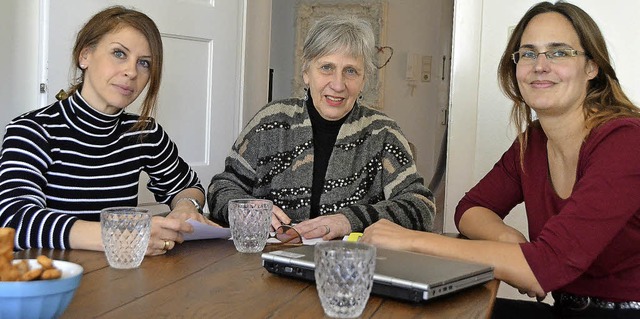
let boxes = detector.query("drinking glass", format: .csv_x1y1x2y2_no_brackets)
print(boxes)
228,199,273,253
100,207,151,269
314,241,376,318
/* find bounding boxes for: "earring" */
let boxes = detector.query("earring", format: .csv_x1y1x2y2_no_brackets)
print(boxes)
55,89,69,101
80,64,86,69
303,87,309,102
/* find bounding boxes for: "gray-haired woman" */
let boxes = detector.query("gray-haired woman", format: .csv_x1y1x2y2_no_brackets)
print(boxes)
208,15,434,241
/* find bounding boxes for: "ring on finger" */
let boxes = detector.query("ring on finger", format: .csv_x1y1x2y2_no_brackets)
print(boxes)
323,225,330,236
163,240,170,251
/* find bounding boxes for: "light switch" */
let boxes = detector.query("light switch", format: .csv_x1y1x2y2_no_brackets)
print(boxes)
421,55,432,82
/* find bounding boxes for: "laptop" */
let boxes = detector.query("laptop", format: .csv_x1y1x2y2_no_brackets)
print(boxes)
261,245,494,303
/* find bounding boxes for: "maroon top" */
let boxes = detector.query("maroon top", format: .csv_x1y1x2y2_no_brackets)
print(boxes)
455,118,640,302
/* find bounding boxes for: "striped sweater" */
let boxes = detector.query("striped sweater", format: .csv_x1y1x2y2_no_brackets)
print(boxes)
0,92,203,250
208,98,435,232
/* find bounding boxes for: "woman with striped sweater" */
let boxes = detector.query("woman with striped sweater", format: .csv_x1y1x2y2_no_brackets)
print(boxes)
0,6,216,255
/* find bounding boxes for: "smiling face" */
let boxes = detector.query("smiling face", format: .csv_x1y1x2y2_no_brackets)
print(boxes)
79,26,152,115
302,51,366,121
516,12,598,117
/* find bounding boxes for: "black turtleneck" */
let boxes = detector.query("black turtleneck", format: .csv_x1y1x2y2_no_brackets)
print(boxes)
307,96,351,218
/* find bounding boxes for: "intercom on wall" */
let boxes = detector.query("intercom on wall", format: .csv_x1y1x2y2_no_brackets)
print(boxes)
406,53,433,95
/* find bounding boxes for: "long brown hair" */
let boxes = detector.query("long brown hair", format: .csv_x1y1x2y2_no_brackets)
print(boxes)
68,6,163,131
497,1,640,168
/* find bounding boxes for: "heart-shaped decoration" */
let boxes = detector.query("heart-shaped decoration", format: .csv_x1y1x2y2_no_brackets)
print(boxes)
374,46,394,69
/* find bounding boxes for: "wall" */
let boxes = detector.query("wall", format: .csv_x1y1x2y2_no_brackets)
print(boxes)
269,0,453,190
383,0,452,192
269,0,297,104
0,1,40,130
447,0,640,301
243,1,273,127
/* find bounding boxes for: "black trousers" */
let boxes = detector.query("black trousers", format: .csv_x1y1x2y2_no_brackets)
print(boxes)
491,298,640,319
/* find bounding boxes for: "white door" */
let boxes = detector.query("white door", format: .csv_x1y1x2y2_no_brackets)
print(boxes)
45,0,245,206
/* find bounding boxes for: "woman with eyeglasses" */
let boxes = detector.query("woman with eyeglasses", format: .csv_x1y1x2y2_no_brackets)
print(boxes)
0,6,218,256
362,2,640,318
208,15,435,241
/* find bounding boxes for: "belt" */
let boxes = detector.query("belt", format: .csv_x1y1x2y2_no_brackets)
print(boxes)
553,292,640,311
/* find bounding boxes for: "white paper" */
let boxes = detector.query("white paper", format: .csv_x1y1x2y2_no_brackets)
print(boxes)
300,237,326,245
182,219,231,241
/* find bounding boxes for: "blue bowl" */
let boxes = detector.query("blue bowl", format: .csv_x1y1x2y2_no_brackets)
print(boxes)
0,259,83,319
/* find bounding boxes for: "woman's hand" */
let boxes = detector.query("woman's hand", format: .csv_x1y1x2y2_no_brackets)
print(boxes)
168,189,217,227
294,214,352,240
271,205,291,230
360,219,416,251
518,288,548,301
168,200,220,227
150,199,221,256
147,216,193,255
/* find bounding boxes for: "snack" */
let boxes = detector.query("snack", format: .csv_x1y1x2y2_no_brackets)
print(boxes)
0,227,63,281
0,227,14,260
37,255,54,269
41,268,63,280
20,268,44,281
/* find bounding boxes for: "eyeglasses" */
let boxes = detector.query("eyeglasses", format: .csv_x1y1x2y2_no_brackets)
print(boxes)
268,224,302,245
511,48,586,65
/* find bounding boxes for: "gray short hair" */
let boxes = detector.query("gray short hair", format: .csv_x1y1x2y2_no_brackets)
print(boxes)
301,15,376,83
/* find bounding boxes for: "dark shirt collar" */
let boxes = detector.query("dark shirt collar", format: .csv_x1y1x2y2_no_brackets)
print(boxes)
306,94,352,133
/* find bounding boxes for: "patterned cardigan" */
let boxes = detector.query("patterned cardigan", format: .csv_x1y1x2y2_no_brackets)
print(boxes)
208,98,435,232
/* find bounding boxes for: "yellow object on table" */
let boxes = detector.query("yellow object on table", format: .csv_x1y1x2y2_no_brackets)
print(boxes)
345,232,363,242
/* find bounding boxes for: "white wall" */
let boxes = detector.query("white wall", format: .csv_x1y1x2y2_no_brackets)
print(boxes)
382,0,452,189
269,0,296,103
447,0,640,301
0,1,41,130
244,1,273,127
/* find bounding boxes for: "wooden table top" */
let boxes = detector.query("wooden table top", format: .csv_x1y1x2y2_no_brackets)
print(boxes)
15,239,498,318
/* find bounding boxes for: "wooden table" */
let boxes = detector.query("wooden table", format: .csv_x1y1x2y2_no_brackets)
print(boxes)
16,239,498,318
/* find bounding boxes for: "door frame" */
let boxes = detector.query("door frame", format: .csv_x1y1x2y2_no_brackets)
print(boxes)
444,0,482,232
